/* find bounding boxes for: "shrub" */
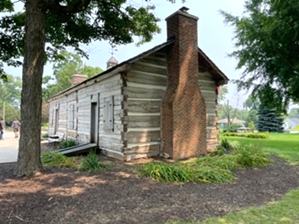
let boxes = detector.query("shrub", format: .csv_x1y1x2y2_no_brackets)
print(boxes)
59,139,76,149
223,132,239,137
211,138,232,156
222,132,269,139
234,144,273,168
79,152,111,172
247,133,269,139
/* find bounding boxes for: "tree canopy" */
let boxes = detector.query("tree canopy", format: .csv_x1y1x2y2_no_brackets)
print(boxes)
43,50,102,99
220,0,299,112
0,74,22,122
0,0,181,177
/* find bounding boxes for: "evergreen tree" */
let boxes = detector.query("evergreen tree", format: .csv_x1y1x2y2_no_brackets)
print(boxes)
257,108,284,132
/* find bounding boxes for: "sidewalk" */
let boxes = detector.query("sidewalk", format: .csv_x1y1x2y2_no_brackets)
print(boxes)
0,131,19,163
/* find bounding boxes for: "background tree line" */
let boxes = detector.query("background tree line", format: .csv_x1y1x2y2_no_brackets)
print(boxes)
2,51,102,126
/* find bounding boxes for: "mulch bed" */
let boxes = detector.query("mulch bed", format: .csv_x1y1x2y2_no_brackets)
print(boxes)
0,156,299,224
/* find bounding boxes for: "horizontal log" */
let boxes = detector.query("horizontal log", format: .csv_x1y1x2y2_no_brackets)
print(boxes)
124,143,159,155
123,115,160,128
123,86,165,99
99,141,123,152
138,56,167,67
202,94,217,101
123,130,160,143
126,71,167,86
131,63,167,75
124,100,161,113
99,136,124,144
198,72,214,81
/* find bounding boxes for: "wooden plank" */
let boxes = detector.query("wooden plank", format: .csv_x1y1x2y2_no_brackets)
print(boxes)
98,141,123,152
124,100,161,113
199,81,216,91
138,56,167,67
123,130,160,143
202,94,217,101
131,63,168,75
123,115,160,128
198,72,214,81
124,143,159,155
124,86,165,99
126,71,167,86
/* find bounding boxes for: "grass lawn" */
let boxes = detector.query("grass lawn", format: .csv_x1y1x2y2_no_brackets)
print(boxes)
168,133,299,224
222,133,299,165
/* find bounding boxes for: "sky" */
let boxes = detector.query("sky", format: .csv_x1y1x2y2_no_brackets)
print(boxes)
4,0,248,107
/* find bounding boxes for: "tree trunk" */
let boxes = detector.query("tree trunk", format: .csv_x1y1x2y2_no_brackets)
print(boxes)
15,0,46,177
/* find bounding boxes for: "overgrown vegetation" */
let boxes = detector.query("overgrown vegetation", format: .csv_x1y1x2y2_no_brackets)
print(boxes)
41,151,111,172
136,140,272,184
41,151,77,168
59,139,76,149
166,133,299,224
79,152,112,173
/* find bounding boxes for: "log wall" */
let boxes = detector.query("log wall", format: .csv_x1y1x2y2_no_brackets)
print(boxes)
198,71,219,152
48,74,125,158
48,51,221,160
122,51,168,159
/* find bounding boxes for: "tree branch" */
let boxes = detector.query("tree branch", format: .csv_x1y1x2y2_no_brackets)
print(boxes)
45,0,91,13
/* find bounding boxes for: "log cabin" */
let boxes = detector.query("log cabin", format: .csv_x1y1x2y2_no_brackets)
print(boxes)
47,7,229,161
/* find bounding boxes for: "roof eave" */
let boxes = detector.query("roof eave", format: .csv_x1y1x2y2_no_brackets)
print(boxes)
198,48,229,85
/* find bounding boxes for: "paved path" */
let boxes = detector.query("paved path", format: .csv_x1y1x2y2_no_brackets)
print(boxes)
0,131,19,163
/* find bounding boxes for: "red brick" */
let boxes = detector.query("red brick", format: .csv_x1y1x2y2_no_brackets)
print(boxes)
161,9,207,159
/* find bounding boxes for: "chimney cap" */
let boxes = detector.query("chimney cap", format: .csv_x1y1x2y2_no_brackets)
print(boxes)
179,6,189,12
166,7,198,21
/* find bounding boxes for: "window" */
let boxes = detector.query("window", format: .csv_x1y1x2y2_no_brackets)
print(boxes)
103,96,114,131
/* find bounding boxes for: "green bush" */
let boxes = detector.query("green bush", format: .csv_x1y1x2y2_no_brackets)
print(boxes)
223,132,239,137
59,139,76,149
234,144,273,168
41,151,74,168
79,152,111,172
223,132,269,139
211,138,232,156
247,133,269,139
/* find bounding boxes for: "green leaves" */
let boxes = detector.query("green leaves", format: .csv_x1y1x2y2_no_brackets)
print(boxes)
136,142,272,184
221,0,299,111
0,0,162,71
0,0,14,12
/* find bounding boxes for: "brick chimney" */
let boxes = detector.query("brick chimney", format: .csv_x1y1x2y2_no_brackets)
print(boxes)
161,7,207,159
71,73,87,86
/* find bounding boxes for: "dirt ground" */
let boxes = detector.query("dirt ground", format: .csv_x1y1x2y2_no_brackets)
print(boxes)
1,156,299,224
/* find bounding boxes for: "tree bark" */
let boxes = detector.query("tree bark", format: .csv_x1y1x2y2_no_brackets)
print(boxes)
15,0,46,177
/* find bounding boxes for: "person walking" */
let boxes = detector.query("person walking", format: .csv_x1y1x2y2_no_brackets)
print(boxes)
11,118,21,138
0,119,3,140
